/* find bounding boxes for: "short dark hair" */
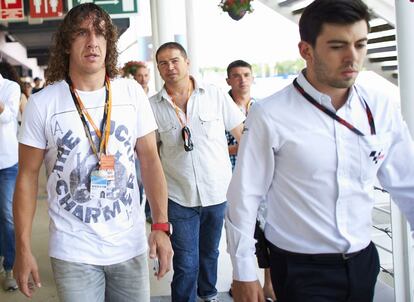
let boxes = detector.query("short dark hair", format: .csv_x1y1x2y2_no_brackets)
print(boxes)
0,61,24,93
227,60,252,78
155,42,188,63
46,3,119,84
299,0,371,46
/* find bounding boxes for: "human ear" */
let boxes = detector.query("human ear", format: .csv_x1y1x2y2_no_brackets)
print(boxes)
298,41,313,62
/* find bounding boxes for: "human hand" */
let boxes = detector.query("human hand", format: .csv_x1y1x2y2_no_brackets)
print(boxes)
232,279,264,302
13,251,42,298
148,230,173,279
0,102,4,113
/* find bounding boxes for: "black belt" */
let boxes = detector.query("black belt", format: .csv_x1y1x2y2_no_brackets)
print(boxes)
268,241,371,262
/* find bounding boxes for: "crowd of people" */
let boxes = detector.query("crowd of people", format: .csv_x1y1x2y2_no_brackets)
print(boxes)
1,1,414,302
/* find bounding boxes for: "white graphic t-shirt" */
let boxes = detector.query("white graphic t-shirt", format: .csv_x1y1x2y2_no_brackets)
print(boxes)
20,78,157,265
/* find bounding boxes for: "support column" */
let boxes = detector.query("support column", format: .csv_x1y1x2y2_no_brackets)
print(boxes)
150,0,176,91
393,1,414,301
155,0,175,45
185,0,200,78
150,0,161,90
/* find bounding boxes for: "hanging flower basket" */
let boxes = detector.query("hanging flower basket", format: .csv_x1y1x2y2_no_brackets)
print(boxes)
219,0,254,21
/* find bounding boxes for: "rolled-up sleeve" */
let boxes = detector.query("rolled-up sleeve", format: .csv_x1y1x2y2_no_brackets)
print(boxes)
225,103,276,281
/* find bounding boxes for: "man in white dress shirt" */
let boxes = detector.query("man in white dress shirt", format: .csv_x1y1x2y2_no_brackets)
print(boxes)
0,64,20,291
226,1,414,301
150,42,245,302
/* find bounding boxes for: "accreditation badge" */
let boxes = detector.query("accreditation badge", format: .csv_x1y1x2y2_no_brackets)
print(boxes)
99,154,115,181
90,169,108,200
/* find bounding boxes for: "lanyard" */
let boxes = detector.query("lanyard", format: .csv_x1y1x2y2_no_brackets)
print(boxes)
229,91,253,115
293,78,376,136
246,100,253,114
67,76,112,160
166,80,193,128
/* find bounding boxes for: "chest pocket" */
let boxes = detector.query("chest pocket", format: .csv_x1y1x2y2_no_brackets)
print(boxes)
199,111,222,140
158,123,181,147
358,132,392,182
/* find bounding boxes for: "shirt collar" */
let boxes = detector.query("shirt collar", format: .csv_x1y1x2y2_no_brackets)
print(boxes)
0,74,4,88
297,69,358,110
156,76,204,103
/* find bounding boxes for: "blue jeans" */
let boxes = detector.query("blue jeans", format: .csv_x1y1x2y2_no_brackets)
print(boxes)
0,163,18,271
51,253,150,302
168,199,226,302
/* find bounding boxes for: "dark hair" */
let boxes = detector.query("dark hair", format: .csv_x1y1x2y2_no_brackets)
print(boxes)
45,3,119,84
227,60,252,78
0,61,24,93
299,0,370,46
155,42,188,63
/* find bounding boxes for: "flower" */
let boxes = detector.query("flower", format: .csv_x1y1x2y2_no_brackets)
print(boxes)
218,0,254,14
122,61,147,78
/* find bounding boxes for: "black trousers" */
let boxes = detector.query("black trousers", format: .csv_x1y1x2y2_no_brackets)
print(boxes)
268,241,380,302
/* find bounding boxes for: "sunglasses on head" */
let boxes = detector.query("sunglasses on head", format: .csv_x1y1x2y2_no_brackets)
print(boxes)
181,126,194,152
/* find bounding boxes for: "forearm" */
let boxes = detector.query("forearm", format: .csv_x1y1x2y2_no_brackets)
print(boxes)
13,144,45,254
13,170,39,253
141,157,168,223
230,123,244,143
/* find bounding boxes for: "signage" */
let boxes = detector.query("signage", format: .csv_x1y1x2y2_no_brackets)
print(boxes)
30,0,64,18
70,0,138,17
0,0,24,20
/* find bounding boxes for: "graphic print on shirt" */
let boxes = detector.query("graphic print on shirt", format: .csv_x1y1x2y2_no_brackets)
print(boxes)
49,107,137,237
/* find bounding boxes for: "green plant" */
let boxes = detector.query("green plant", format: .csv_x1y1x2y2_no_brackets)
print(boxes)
219,0,254,20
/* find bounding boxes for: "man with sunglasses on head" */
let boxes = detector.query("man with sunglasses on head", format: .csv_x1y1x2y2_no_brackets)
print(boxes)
150,42,245,302
13,3,172,301
226,0,414,302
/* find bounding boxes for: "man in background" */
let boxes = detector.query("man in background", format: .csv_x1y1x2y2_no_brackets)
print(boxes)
132,61,153,222
225,60,255,170
151,42,245,302
31,77,43,94
134,62,151,96
0,62,20,291
226,60,276,302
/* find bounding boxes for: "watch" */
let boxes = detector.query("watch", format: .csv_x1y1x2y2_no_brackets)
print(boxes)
151,222,173,236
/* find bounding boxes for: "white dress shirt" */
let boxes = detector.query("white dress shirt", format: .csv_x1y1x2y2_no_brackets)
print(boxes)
0,74,20,169
150,78,245,207
226,71,414,281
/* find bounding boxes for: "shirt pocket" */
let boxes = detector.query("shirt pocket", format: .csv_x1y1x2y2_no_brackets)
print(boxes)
199,111,222,140
358,132,392,182
158,123,181,147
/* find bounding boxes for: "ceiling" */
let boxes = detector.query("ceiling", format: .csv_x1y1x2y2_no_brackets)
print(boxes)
2,18,130,67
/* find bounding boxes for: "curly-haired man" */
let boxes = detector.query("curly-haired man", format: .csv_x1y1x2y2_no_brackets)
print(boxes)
13,3,172,301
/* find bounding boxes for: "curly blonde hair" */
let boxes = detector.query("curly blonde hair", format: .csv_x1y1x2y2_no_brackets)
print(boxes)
45,3,119,84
